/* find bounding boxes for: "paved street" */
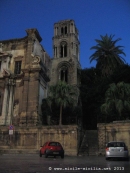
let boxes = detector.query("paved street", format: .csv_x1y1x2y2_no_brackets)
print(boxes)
0,154,129,173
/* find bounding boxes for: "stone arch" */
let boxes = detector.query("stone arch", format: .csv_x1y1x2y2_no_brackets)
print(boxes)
57,61,72,84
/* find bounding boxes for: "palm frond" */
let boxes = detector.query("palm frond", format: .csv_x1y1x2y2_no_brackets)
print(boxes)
90,34,126,76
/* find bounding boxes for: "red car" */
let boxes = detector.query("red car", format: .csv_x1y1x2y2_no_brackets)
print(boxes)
40,141,64,158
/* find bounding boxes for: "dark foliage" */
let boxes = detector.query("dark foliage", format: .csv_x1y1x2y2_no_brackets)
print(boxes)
80,64,130,130
41,64,130,129
110,64,130,83
41,99,82,125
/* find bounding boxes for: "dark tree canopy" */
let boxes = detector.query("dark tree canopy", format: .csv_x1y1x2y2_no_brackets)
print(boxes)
80,64,130,129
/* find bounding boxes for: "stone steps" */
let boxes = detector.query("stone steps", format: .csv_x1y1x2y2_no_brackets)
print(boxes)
78,130,98,156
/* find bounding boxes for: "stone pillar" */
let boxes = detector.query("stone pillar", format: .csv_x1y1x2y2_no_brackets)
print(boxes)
27,72,39,125
3,78,15,126
97,123,106,154
7,85,13,125
19,70,40,126
19,72,30,126
0,86,8,125
58,45,60,58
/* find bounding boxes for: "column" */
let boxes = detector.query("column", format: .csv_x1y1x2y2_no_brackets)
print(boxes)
63,45,64,58
7,85,13,125
0,87,8,125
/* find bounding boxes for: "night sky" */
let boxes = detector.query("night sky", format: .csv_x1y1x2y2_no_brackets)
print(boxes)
0,0,130,68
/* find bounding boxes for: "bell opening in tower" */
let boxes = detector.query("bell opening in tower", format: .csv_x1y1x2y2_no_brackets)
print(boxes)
60,69,68,83
60,42,67,58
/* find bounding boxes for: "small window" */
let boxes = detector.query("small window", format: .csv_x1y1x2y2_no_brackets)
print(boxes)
14,61,22,74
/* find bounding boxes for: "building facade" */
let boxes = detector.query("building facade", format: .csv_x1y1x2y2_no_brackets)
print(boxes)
0,19,80,127
0,29,50,126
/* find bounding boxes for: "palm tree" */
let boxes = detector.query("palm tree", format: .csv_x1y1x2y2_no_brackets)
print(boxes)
101,82,130,121
90,34,126,76
47,81,77,125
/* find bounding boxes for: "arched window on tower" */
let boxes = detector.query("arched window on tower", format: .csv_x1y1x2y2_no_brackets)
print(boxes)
65,26,67,34
64,44,67,57
59,66,68,83
60,42,67,58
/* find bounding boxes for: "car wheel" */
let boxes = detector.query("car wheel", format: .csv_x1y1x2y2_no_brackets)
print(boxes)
61,154,64,159
45,151,48,158
40,152,42,157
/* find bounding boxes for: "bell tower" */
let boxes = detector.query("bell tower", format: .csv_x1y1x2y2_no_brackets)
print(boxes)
50,19,80,87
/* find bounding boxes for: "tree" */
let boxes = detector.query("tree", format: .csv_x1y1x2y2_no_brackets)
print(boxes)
41,99,52,125
47,81,77,125
101,82,130,121
80,68,107,129
90,34,126,76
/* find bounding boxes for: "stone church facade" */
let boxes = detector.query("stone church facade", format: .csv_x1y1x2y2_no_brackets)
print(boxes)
0,19,80,127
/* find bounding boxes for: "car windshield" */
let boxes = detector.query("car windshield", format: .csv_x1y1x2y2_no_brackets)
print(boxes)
49,142,61,146
107,142,125,147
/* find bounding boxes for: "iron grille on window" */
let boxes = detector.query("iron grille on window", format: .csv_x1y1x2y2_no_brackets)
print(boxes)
14,61,21,74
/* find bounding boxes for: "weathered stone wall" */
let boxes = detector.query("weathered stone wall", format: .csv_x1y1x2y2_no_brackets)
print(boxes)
97,121,130,155
0,28,50,126
0,125,78,155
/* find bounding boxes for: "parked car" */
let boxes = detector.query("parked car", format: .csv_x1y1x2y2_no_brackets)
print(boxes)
40,141,64,158
105,141,129,161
